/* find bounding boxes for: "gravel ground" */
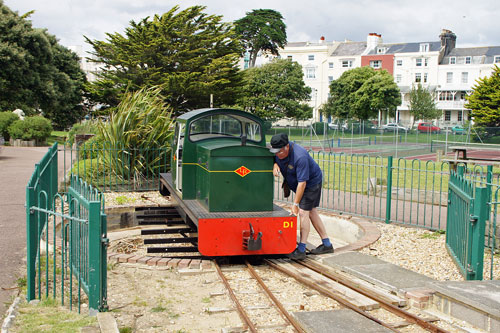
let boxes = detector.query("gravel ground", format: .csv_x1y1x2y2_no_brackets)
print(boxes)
359,222,500,281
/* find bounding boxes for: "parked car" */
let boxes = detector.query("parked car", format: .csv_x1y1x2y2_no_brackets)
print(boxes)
417,122,441,133
451,125,466,135
328,122,348,130
382,123,409,132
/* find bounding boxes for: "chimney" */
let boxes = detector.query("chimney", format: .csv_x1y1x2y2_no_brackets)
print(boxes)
319,36,325,44
367,33,382,50
440,29,456,56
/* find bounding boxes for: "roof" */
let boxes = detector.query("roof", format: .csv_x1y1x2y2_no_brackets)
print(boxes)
385,41,442,54
176,108,264,124
330,42,367,57
441,46,500,64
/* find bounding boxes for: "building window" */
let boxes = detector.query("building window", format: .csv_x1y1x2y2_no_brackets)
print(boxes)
328,76,334,82
377,47,387,54
494,56,500,63
424,73,428,83
396,74,402,83
416,58,423,67
419,43,429,52
306,68,316,79
458,110,463,122
396,60,403,66
308,55,315,61
446,72,453,83
450,57,456,64
415,73,422,83
425,58,428,66
287,55,293,60
444,110,451,121
461,72,468,83
465,56,471,64
370,60,382,69
329,62,334,68
342,60,353,68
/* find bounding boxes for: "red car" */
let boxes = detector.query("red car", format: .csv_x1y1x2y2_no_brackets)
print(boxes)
417,122,441,133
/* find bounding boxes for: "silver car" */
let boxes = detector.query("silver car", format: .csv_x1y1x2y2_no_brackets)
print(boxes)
382,123,408,132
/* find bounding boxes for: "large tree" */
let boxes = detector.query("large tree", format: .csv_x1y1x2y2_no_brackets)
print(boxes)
236,59,312,120
234,9,287,68
465,65,500,128
320,67,401,121
0,2,87,129
408,83,440,127
85,5,243,116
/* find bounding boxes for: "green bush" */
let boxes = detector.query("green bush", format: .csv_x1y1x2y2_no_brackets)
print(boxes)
312,122,326,135
0,112,20,140
67,121,100,146
78,135,106,159
8,116,53,142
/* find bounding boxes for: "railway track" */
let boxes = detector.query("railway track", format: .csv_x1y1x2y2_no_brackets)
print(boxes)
214,258,453,333
214,260,306,333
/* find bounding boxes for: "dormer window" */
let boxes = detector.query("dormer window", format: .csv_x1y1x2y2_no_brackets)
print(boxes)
377,47,386,54
495,56,500,63
308,55,315,61
450,57,456,64
465,56,471,64
419,43,429,52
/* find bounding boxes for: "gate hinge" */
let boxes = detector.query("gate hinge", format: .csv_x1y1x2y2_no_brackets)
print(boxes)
101,235,109,247
469,215,478,224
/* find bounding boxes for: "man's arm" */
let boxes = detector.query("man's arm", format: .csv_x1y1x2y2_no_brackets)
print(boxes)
291,181,306,215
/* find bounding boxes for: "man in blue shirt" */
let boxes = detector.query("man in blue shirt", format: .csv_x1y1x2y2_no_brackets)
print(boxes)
269,133,334,260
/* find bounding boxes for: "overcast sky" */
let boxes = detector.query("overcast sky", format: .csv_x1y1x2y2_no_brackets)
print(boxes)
4,0,499,54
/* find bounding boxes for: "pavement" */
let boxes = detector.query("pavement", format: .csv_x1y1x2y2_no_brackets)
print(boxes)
0,146,68,319
0,146,48,317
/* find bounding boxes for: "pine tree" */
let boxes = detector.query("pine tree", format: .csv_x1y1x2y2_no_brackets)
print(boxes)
85,6,243,116
466,65,500,127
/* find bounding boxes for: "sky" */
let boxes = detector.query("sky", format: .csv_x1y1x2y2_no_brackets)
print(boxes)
4,0,500,54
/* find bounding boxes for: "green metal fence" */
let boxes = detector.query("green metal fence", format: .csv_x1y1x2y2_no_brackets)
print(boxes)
26,143,108,314
61,143,170,192
275,151,498,279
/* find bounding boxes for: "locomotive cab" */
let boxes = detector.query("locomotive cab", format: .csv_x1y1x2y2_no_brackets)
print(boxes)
171,108,274,212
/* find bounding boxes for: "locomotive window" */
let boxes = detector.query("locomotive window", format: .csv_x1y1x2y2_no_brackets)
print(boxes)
189,114,262,143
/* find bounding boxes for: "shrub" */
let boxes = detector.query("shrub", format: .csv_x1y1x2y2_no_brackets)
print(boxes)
8,116,53,142
0,112,20,140
67,121,100,146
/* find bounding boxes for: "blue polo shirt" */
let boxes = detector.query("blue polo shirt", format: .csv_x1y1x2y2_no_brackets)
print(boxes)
275,142,322,192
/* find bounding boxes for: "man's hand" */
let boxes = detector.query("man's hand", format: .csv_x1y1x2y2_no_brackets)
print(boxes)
291,204,299,216
273,163,281,177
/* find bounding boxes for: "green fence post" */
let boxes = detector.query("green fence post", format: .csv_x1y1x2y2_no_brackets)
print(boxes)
87,200,102,314
385,156,393,224
26,184,37,301
470,186,488,280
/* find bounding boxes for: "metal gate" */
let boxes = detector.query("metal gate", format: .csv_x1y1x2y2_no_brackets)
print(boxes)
26,143,108,314
446,167,489,280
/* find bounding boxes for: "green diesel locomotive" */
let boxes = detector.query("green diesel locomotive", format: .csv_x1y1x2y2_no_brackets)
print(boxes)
160,108,297,256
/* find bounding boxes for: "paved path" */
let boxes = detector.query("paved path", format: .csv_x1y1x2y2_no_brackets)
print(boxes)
0,146,49,316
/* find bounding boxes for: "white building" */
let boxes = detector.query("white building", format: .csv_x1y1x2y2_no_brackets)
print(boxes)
253,30,500,128
67,45,103,82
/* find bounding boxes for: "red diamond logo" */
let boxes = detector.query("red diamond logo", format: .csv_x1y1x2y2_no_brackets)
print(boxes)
235,166,251,177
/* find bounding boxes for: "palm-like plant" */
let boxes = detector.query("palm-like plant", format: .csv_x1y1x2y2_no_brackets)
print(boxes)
96,87,174,186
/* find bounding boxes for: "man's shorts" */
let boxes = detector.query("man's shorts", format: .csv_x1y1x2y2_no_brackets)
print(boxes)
299,183,322,211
